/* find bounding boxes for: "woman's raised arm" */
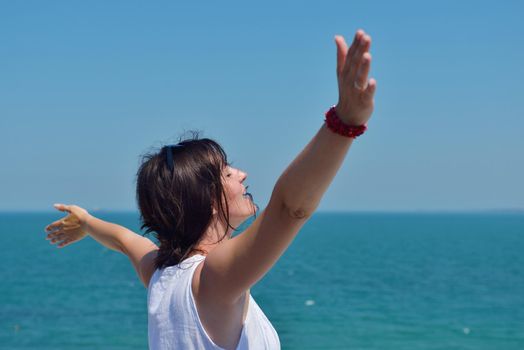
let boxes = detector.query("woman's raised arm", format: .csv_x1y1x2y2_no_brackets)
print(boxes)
201,29,376,303
274,31,375,215
45,204,158,287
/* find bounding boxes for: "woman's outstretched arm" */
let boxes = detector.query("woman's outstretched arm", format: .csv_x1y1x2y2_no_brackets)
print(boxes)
45,204,158,287
202,29,377,303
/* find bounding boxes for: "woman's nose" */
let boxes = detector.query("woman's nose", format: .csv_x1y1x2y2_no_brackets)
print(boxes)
239,169,248,182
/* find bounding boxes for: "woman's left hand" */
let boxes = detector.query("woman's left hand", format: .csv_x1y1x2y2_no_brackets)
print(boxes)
334,30,377,126
45,204,90,248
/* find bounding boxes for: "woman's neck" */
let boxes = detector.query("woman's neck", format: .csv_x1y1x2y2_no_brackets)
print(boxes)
195,216,242,255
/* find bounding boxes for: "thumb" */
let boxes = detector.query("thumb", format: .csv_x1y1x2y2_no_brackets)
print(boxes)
53,203,71,213
364,78,377,101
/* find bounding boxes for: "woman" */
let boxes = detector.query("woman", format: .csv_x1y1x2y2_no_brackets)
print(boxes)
45,29,376,350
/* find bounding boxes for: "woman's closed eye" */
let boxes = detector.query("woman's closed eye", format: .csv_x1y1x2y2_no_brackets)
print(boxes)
226,162,235,177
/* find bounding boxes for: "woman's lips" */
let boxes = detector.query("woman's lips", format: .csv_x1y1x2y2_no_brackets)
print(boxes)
243,191,253,201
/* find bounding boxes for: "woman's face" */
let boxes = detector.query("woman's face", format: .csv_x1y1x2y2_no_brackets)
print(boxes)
222,164,256,221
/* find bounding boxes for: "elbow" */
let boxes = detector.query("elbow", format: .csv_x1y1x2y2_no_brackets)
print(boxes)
276,193,315,220
273,180,316,220
287,206,313,220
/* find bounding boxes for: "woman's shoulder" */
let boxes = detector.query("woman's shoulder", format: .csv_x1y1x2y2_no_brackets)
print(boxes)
148,253,205,288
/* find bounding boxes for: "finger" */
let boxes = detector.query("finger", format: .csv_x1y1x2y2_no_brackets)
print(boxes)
364,78,377,100
355,52,372,90
62,223,81,231
58,239,73,248
46,230,65,240
53,203,71,213
335,35,348,76
45,219,64,232
342,30,364,76
49,238,62,245
349,34,371,81
49,233,67,243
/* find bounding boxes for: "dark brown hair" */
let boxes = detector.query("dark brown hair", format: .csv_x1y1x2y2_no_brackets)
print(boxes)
136,133,234,269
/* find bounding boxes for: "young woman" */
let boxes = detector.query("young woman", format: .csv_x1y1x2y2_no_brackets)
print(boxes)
45,29,376,350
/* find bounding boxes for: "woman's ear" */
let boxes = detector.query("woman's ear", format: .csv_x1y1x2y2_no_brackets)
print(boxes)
211,199,218,216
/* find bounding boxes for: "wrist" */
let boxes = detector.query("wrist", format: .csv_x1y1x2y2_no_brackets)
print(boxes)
81,213,94,232
325,106,367,138
334,105,358,127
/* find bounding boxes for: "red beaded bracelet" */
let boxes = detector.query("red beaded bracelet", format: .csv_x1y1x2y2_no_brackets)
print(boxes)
324,106,367,138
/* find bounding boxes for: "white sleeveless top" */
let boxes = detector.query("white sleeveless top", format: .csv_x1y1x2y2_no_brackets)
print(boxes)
147,254,281,350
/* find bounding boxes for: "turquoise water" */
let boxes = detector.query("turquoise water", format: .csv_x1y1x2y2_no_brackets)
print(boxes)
1,212,523,349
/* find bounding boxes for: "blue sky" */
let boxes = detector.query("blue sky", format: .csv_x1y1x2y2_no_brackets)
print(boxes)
1,1,523,212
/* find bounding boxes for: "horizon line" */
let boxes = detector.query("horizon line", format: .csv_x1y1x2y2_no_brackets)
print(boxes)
1,208,523,214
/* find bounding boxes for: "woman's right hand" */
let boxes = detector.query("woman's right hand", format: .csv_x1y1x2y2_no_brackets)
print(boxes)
45,204,91,248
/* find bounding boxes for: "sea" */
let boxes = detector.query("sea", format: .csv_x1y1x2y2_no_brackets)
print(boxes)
1,212,523,349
